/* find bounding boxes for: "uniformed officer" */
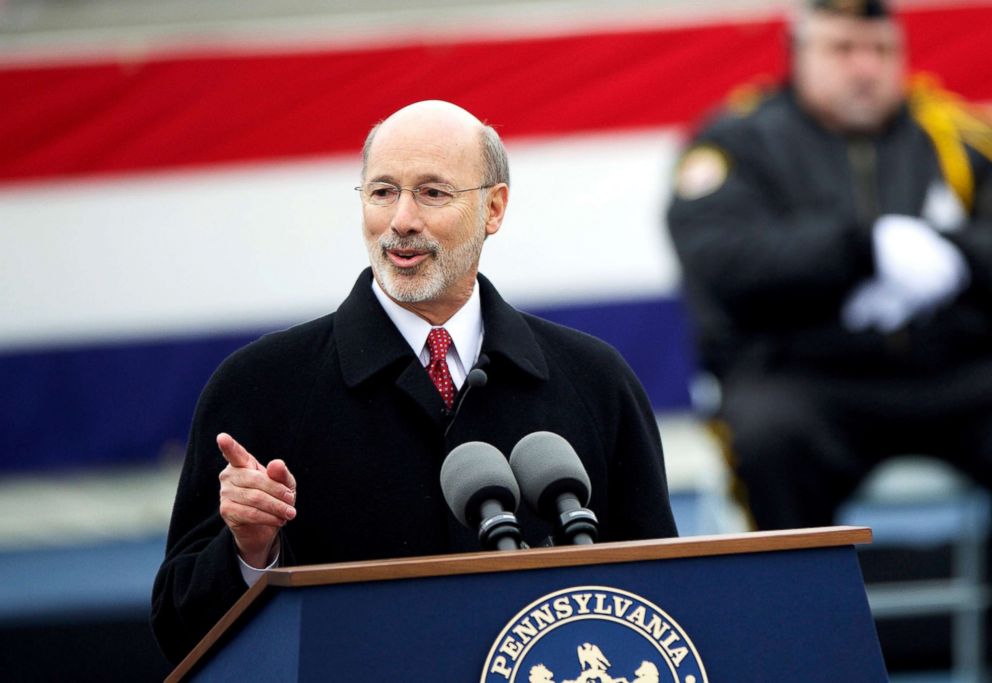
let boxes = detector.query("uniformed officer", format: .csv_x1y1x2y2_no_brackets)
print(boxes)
667,0,992,530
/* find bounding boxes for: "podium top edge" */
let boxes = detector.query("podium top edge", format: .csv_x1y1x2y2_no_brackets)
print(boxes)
267,525,872,588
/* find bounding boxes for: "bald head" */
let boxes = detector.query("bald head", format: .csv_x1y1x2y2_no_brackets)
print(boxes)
362,100,509,187
383,100,482,134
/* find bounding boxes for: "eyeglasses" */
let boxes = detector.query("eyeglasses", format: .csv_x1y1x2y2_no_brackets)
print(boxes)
355,182,493,207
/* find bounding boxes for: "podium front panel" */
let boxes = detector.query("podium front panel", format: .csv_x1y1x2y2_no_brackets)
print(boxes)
192,541,886,682
201,589,303,682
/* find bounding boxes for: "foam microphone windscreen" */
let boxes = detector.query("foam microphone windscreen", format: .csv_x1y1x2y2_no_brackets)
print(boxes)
439,441,520,527
509,431,591,517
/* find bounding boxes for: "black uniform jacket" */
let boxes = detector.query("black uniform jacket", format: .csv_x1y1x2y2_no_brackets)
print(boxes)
151,268,677,663
668,85,992,382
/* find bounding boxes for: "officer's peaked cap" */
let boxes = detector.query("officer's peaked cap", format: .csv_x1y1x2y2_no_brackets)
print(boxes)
808,0,891,17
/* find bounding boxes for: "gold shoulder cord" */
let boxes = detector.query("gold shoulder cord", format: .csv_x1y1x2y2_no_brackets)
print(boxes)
725,83,767,117
909,75,992,212
705,418,759,531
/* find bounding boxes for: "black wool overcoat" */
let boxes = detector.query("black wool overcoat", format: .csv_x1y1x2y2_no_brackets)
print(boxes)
151,268,677,663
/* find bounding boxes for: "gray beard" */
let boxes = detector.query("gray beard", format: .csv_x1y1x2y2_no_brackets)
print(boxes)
367,227,485,303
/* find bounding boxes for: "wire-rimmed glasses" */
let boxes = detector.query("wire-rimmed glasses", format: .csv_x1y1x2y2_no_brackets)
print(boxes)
355,182,493,207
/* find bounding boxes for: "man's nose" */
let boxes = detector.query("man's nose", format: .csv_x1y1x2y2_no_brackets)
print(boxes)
390,189,425,235
850,45,888,77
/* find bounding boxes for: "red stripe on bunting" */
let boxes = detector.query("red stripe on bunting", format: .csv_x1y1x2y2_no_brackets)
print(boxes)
0,5,990,183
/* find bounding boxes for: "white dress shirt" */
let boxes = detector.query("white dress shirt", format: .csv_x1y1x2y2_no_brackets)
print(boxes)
370,277,484,388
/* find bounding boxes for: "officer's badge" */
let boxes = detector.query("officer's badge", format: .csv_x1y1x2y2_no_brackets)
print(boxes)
482,586,708,683
674,145,729,200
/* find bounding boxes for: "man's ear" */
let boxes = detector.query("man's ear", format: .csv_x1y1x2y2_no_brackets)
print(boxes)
483,184,509,237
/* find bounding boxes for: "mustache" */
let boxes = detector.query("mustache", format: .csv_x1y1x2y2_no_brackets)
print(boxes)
378,234,441,254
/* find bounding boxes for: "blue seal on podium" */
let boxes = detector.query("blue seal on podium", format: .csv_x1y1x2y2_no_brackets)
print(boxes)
482,585,708,683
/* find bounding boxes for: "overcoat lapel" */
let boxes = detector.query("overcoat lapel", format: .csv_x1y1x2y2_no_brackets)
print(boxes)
335,268,448,427
477,275,549,382
333,268,554,429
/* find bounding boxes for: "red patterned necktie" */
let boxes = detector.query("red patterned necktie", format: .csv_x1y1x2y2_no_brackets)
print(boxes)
426,327,456,410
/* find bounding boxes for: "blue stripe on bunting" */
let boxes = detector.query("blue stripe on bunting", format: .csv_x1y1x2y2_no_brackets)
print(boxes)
0,297,696,473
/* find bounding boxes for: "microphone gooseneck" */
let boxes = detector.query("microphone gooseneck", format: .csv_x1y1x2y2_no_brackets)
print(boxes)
509,431,599,546
442,354,489,439
439,441,523,551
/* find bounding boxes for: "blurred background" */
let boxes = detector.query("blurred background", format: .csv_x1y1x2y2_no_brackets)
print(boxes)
0,0,989,680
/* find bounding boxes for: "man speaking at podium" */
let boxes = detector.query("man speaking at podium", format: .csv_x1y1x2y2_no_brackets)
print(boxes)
151,100,678,663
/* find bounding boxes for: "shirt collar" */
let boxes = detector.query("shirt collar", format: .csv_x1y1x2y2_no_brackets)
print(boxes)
335,269,548,390
370,277,484,374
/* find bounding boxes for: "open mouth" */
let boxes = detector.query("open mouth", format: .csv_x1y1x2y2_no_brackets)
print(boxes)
386,249,430,269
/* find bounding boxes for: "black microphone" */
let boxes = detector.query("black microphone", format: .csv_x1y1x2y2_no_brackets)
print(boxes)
509,431,599,546
443,354,489,439
439,441,523,551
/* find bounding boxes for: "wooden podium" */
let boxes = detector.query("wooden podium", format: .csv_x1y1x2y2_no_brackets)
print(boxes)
168,527,887,682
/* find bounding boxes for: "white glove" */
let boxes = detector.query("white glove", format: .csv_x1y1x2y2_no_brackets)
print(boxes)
873,214,969,309
841,215,970,332
841,277,916,332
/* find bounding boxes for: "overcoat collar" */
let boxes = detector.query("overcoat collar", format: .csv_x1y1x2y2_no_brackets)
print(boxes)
336,268,549,391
